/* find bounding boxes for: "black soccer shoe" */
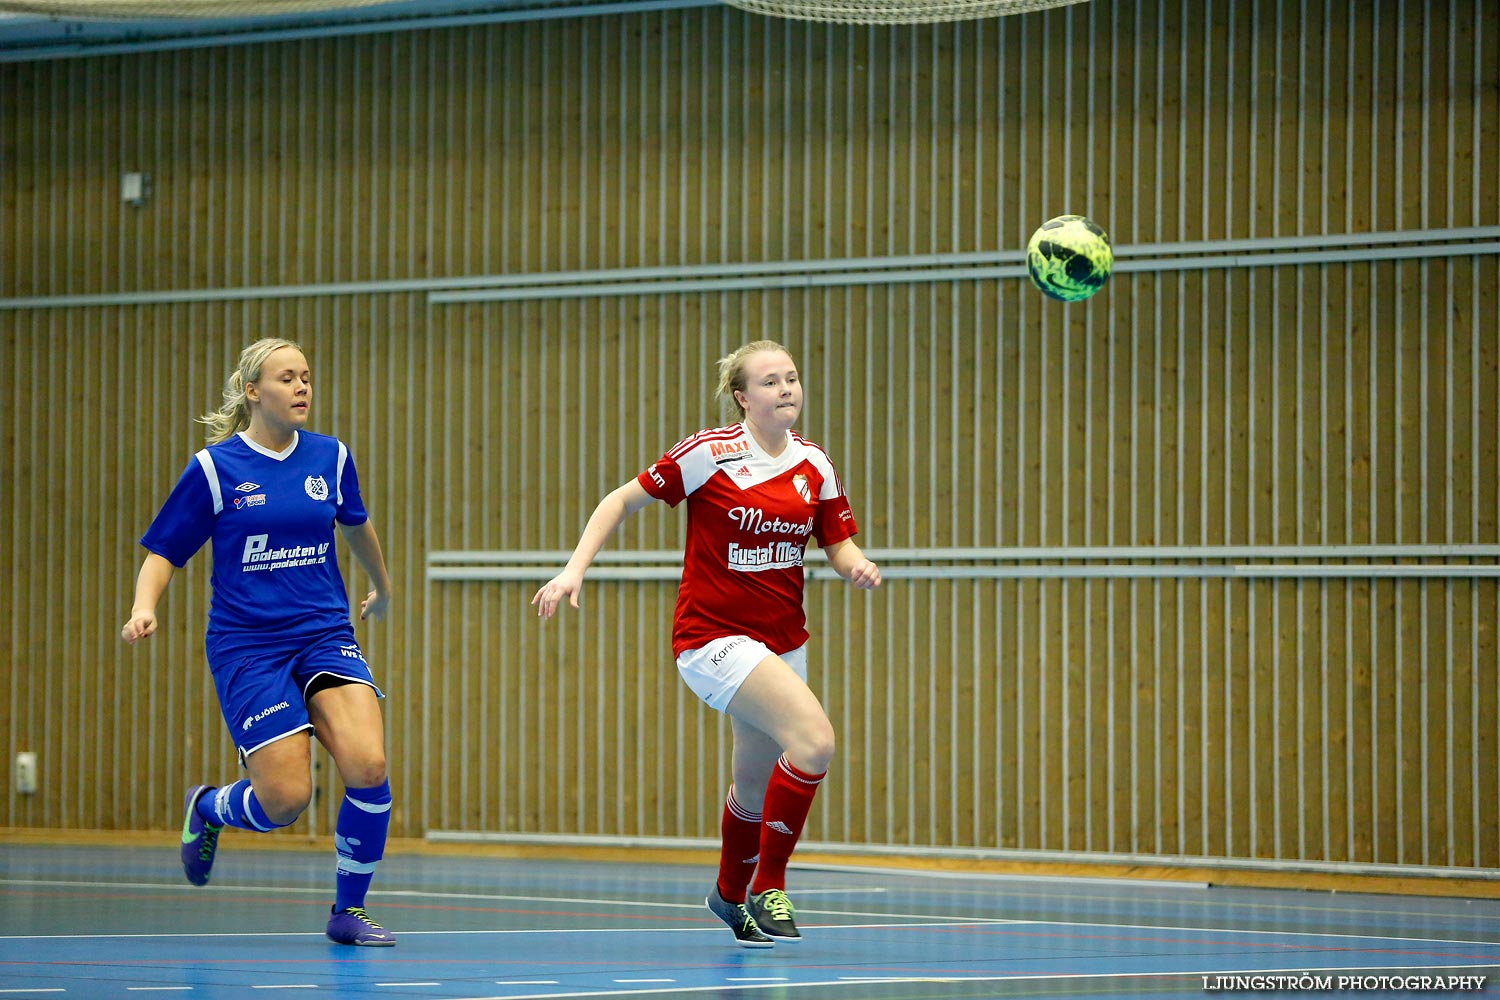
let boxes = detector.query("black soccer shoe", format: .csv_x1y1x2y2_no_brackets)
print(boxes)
747,888,801,942
706,889,774,948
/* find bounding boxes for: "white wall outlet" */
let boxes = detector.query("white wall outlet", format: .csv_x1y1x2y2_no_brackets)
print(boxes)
121,171,151,207
14,752,37,794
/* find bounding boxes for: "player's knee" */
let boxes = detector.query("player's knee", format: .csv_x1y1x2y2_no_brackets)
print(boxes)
257,781,312,825
791,721,835,774
810,728,836,772
341,753,387,790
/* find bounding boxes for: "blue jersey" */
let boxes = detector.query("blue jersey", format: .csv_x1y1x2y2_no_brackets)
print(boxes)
141,430,369,638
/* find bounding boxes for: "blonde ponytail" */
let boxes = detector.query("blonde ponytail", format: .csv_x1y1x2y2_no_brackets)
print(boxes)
197,338,303,444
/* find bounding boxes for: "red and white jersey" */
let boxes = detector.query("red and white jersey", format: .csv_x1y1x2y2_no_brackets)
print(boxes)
637,422,859,657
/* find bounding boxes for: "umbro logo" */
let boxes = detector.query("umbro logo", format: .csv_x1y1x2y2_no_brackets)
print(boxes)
765,820,793,835
234,482,260,492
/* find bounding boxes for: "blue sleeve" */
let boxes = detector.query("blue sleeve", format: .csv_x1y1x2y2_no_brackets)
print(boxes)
140,459,217,568
336,447,369,527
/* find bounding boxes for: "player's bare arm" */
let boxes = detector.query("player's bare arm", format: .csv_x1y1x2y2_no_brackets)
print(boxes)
121,553,176,643
533,478,658,618
339,519,394,621
821,537,881,590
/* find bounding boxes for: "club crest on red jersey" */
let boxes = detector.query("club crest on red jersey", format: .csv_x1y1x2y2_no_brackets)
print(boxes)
792,474,812,503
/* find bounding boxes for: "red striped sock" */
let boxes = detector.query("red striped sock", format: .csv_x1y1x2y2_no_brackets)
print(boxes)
716,787,762,904
749,755,825,896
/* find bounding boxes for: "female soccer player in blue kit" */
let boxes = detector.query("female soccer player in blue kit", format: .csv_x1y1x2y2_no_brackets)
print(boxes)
121,338,398,947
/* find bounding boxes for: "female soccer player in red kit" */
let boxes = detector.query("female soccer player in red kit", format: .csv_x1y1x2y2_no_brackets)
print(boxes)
533,340,880,947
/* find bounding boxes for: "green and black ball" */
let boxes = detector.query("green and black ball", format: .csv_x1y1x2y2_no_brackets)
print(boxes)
1026,215,1113,302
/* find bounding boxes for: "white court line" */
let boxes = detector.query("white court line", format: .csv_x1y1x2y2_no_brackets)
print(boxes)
9,877,1494,938
793,860,1210,889
9,873,1493,925
0,879,707,910
0,931,338,941
126,990,193,993
4,915,1497,949
373,890,945,922
492,983,559,987
6,879,1496,949
395,919,1002,936
0,919,1002,942
787,915,1500,951
439,963,1500,1000
375,984,443,987
1008,916,1500,949
0,879,894,917
6,910,1498,951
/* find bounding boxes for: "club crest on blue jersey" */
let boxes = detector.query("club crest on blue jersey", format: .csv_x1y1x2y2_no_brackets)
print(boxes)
304,475,329,501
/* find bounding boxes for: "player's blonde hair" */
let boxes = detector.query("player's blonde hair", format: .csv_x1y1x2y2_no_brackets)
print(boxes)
198,338,305,444
714,340,795,423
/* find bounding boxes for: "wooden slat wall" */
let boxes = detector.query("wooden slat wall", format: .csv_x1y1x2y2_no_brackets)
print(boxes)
433,275,1500,867
2,0,1497,868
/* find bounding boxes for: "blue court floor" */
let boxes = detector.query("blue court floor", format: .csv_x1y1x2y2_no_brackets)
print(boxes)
2,840,1498,999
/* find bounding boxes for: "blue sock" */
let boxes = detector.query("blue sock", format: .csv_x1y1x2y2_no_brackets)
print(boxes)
199,779,284,832
334,780,391,911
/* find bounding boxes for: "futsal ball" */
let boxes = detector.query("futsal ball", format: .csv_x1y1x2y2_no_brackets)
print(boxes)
1025,215,1113,302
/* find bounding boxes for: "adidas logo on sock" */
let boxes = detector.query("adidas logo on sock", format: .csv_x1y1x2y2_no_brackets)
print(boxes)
766,820,793,835
742,854,760,864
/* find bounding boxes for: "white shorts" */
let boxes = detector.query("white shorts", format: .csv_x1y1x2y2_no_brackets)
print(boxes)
675,637,808,712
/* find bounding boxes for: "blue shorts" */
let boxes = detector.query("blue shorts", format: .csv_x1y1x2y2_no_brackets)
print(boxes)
205,624,384,764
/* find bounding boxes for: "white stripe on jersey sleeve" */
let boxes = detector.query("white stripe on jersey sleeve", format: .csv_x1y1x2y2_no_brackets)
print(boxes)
666,423,742,462
193,449,224,515
336,441,348,506
674,425,745,497
676,438,721,497
799,440,845,500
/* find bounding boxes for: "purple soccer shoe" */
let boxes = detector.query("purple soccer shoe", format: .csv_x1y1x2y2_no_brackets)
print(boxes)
326,906,396,947
179,785,222,887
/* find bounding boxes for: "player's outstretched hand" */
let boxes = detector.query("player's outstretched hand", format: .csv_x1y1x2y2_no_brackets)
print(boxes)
360,590,390,622
121,611,158,644
847,559,881,590
532,571,584,619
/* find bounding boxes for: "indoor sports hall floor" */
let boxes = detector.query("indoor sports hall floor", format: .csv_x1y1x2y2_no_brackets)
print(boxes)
3,840,1499,999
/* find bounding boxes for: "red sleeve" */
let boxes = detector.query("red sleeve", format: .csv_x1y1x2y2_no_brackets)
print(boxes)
814,492,857,546
638,454,686,508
